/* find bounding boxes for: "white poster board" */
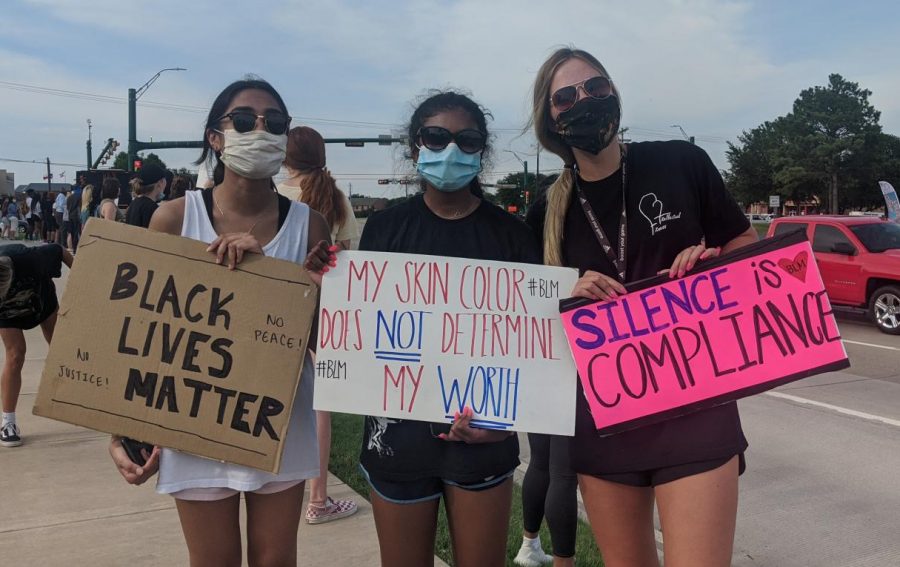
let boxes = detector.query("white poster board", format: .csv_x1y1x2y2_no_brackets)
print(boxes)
314,251,579,435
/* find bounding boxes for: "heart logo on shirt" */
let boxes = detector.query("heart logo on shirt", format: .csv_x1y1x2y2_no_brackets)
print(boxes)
777,251,809,282
638,193,682,236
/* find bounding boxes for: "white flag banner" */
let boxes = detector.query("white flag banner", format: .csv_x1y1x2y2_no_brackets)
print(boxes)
879,181,900,223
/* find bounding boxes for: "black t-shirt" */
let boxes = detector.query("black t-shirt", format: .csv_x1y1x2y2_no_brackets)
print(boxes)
358,194,540,482
526,141,750,474
125,195,158,229
0,244,63,330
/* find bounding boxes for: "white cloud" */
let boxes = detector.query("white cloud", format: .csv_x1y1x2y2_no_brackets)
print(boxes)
3,0,899,193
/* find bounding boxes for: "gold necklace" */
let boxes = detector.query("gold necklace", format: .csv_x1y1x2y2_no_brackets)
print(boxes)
213,187,268,235
429,195,480,219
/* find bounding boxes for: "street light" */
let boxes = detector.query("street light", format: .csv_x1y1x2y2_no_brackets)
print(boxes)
128,67,187,171
670,124,694,144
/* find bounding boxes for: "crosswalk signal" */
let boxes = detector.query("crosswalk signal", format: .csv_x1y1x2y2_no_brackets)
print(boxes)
134,159,142,171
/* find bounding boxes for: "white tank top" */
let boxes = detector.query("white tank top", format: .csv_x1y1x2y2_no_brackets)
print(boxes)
156,189,319,494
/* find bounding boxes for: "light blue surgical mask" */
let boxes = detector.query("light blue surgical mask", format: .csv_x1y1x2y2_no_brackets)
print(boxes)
416,143,482,192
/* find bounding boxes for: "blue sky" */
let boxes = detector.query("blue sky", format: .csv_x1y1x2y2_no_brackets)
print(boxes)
2,0,899,197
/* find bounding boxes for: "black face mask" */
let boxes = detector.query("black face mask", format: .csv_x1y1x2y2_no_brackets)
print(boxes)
554,96,621,155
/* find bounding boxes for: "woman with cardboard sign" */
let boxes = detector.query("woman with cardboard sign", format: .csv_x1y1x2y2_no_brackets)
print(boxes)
108,77,331,567
526,48,758,567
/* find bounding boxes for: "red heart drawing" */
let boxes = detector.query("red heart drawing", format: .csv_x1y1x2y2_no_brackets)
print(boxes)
778,251,809,283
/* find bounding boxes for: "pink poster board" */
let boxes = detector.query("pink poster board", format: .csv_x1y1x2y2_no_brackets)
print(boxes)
560,232,850,434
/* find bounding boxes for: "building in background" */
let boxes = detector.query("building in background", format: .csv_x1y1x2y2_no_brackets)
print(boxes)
0,170,14,196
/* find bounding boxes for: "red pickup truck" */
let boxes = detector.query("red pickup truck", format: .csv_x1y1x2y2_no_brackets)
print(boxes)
766,216,900,334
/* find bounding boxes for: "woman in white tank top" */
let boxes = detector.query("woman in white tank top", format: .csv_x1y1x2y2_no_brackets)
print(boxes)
108,78,333,567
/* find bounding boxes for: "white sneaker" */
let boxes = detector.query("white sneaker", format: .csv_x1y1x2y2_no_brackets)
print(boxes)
513,539,553,566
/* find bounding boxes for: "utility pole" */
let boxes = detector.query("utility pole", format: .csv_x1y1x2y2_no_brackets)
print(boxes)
46,157,52,194
128,68,187,172
86,119,93,169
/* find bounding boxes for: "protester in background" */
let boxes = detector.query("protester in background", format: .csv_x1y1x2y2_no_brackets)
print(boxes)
513,432,579,567
527,47,758,567
306,91,536,567
277,125,359,527
79,184,94,229
53,191,66,244
24,190,36,240
64,187,82,251
279,126,358,250
40,192,53,242
97,179,125,222
5,200,20,240
108,77,330,567
125,164,168,228
169,175,192,200
0,243,73,447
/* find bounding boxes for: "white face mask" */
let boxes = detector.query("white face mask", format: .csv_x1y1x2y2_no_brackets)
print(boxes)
218,129,287,180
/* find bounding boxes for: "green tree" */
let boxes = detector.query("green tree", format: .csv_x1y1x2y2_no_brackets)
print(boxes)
727,74,885,213
113,151,128,170
112,151,168,172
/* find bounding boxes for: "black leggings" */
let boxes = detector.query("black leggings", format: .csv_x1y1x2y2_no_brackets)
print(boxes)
521,433,578,558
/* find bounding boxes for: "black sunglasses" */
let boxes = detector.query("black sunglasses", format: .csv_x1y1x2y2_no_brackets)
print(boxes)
550,76,613,112
216,109,291,135
417,126,487,154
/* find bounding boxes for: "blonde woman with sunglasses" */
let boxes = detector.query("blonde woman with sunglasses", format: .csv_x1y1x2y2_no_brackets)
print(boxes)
526,47,758,567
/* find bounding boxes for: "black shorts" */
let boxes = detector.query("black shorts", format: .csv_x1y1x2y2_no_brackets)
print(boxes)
360,464,515,505
587,453,746,488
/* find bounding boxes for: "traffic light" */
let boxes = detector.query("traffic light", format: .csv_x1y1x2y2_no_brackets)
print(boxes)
134,159,142,171
377,179,390,185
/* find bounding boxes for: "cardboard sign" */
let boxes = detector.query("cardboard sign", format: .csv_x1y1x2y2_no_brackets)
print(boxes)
33,220,318,472
314,251,580,435
560,231,850,435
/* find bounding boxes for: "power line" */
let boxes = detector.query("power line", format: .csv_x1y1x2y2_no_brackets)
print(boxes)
0,157,84,167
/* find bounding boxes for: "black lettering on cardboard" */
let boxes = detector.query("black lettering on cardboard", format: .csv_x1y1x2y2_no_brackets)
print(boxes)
117,317,139,356
156,275,183,318
183,378,212,417
185,284,208,323
182,331,211,373
110,262,139,300
155,375,179,413
214,386,237,424
253,396,283,440
209,288,234,330
125,368,157,406
208,338,234,379
231,392,259,434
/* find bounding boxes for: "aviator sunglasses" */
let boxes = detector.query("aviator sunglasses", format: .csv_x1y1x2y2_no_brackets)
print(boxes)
550,76,613,112
417,126,487,154
216,109,292,135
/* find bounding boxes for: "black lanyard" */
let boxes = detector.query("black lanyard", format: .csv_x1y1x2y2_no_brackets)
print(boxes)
574,145,628,282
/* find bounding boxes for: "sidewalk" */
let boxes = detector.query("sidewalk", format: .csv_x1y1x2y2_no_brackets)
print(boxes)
0,322,447,566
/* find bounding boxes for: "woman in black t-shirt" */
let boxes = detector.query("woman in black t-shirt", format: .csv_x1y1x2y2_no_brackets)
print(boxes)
307,91,537,567
527,48,758,567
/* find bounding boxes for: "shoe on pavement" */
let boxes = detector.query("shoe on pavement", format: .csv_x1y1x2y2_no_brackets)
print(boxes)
0,423,22,447
513,538,553,566
305,497,358,524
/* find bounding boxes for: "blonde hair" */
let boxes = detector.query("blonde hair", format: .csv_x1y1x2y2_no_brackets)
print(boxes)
530,47,620,266
81,185,93,214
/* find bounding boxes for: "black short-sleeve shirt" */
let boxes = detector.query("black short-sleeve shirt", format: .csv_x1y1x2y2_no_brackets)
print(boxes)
0,243,64,330
125,195,158,229
526,141,751,474
358,194,540,483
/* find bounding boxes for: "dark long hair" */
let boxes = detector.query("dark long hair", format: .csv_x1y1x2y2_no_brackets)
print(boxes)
406,91,492,198
194,77,290,186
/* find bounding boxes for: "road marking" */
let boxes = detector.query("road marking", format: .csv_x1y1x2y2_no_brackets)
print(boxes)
842,339,900,352
765,391,900,429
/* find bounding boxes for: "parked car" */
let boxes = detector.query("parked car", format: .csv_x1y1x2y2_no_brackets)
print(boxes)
767,216,900,334
746,213,774,223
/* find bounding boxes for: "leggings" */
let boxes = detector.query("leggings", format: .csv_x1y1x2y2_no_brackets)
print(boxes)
521,433,578,558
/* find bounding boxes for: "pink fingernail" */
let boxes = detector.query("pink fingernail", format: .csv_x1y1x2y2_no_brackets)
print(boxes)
438,433,447,440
